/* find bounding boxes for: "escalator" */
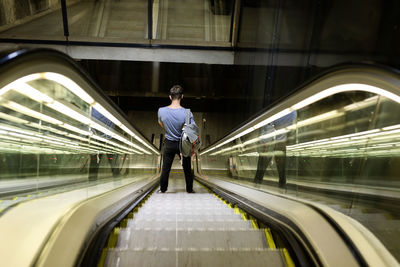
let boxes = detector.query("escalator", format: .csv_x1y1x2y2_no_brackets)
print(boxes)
101,174,291,267
0,49,399,267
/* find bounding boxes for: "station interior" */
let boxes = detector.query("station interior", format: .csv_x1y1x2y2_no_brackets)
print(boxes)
0,0,399,266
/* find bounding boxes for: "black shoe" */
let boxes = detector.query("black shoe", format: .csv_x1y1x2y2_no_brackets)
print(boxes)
157,189,166,193
187,190,195,193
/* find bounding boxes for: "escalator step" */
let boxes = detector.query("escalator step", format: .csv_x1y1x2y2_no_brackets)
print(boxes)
131,213,243,221
135,208,236,215
116,229,268,250
127,219,254,230
104,249,286,267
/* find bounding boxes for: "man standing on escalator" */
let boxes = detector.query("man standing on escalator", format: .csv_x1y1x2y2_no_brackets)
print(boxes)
157,85,196,193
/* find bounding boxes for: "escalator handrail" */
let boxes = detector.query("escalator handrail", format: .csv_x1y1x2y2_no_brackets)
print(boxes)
200,63,400,154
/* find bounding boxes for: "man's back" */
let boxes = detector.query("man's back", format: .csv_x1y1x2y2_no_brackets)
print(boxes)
158,106,195,141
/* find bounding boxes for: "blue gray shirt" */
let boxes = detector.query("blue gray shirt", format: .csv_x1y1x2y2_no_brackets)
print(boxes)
158,107,196,141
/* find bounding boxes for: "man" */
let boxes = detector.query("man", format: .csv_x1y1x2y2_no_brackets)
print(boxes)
158,85,196,193
254,111,297,188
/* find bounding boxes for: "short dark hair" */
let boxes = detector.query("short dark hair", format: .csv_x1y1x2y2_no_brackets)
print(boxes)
169,85,183,100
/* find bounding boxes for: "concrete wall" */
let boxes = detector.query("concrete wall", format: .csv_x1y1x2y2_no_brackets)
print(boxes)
0,0,65,30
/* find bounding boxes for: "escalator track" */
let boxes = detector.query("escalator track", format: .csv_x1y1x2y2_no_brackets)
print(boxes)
99,173,294,267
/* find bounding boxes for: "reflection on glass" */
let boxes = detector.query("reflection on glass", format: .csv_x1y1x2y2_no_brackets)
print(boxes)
154,0,233,43
200,84,400,261
0,72,158,213
0,0,233,45
0,0,149,42
253,111,296,188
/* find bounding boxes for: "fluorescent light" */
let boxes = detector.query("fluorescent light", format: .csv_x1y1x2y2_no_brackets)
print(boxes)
382,124,400,131
4,101,62,125
292,83,400,111
253,109,292,130
62,123,92,136
93,109,158,155
1,73,158,156
0,74,41,96
43,72,94,104
47,101,92,124
238,152,259,157
90,134,143,154
8,132,42,141
0,112,29,124
0,124,37,136
296,110,342,127
93,103,122,127
13,82,54,103
342,96,378,111
120,125,136,138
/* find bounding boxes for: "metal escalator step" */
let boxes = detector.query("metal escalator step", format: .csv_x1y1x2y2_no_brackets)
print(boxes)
131,213,243,221
116,229,268,250
105,249,286,267
135,208,235,215
146,197,222,202
140,204,229,210
141,200,227,206
127,219,254,230
138,205,229,212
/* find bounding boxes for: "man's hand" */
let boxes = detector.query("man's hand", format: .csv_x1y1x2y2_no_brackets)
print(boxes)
158,121,165,129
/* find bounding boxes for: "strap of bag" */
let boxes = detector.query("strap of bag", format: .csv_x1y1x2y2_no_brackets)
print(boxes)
185,109,190,125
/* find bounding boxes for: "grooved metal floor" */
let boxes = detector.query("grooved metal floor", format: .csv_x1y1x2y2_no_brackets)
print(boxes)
104,173,286,266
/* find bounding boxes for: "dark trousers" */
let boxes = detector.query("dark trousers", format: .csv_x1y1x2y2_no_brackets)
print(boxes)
160,139,193,192
254,142,286,187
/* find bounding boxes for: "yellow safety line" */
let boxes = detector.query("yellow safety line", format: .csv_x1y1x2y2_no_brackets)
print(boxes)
234,206,240,214
282,248,295,267
250,219,258,229
97,248,108,267
120,219,128,228
264,228,276,249
107,228,120,248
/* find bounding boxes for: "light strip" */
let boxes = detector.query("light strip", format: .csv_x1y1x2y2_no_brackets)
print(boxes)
201,83,400,156
43,72,94,104
1,73,158,155
103,120,157,154
8,132,42,142
62,124,92,136
252,108,292,130
13,82,54,103
0,112,29,124
296,110,342,127
90,135,142,154
47,101,92,124
291,83,400,110
3,101,63,125
0,74,42,96
92,103,122,127
43,73,156,153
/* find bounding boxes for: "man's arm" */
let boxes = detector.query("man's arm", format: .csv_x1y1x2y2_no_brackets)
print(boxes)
157,108,165,129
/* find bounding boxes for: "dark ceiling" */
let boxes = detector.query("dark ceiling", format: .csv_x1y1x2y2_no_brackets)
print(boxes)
79,60,252,113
